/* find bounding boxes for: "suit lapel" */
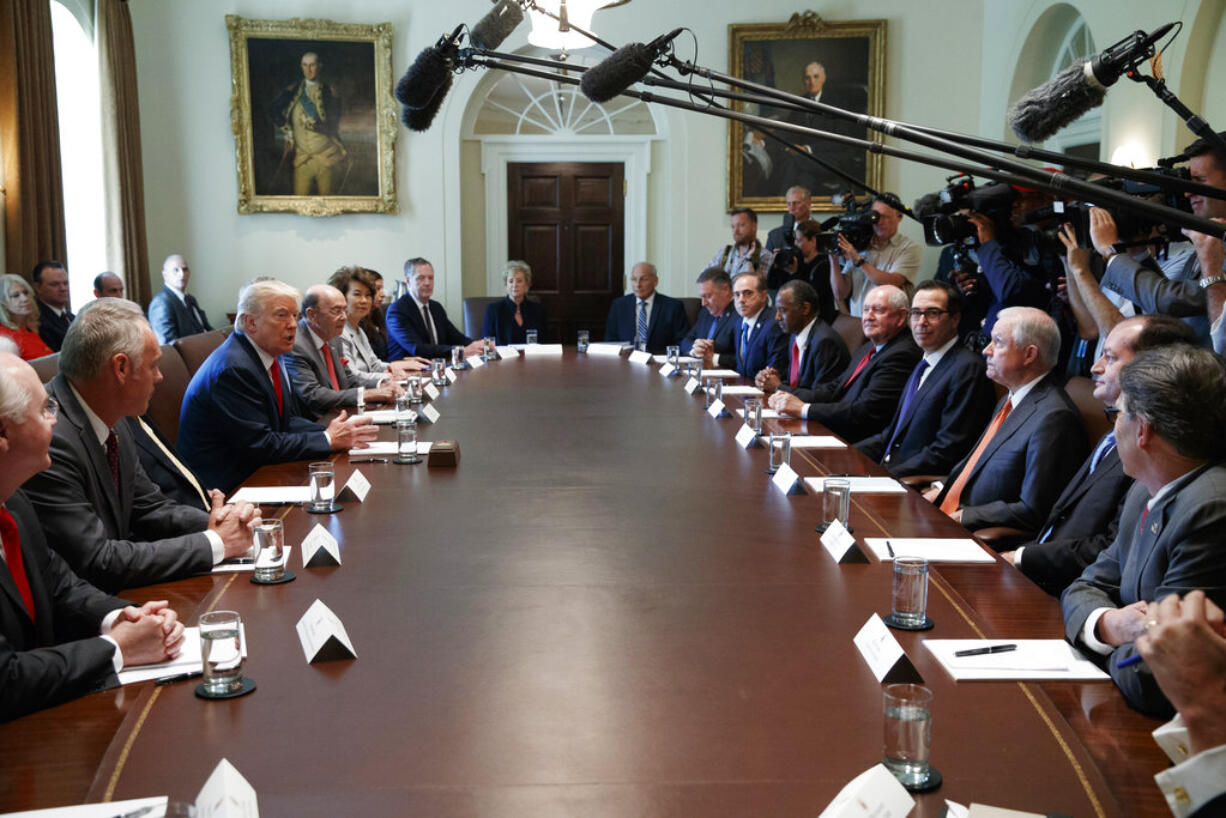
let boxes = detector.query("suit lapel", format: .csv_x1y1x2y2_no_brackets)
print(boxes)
54,379,124,533
234,334,285,428
962,387,1040,484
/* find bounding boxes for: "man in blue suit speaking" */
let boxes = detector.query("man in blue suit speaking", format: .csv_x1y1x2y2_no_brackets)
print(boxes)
603,262,689,352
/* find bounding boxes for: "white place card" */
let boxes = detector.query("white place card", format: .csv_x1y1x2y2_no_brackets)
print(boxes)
659,362,677,377
301,524,341,568
587,342,626,356
804,476,906,494
495,345,519,358
295,599,357,663
966,805,1048,818
854,614,922,684
863,538,994,563
706,398,728,418
818,763,914,818
349,441,432,457
628,349,652,364
468,354,486,369
719,385,764,396
337,469,370,502
523,343,564,356
770,462,805,495
228,486,311,505
214,548,292,575
421,383,439,401
444,368,458,384
736,407,781,419
195,758,259,818
820,519,866,564
418,403,441,424
789,435,846,449
357,409,401,425
684,377,701,395
735,424,761,449
698,368,741,378
923,640,1109,681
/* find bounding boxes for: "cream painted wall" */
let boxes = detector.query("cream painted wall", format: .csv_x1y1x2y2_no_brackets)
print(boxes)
128,0,1215,323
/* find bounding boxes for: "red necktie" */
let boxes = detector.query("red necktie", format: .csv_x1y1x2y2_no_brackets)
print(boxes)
322,343,341,390
269,360,284,416
940,399,1013,515
843,347,876,389
0,509,36,622
789,339,800,387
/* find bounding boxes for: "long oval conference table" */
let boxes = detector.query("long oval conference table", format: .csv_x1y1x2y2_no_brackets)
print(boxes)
1,350,1173,817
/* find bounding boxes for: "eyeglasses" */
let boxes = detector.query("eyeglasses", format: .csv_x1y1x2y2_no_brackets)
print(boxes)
908,308,952,320
42,395,58,420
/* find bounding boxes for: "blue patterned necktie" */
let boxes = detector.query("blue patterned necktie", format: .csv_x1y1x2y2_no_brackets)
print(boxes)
883,359,929,458
739,321,751,369
636,300,648,345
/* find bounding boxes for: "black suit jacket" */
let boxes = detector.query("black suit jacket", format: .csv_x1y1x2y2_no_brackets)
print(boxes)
482,297,548,345
177,332,331,494
934,376,1089,532
147,286,212,344
603,293,690,353
1017,441,1133,597
681,304,739,357
777,320,850,393
385,296,471,360
856,343,996,478
0,490,130,722
22,376,214,592
717,313,788,378
36,300,73,352
124,416,211,512
792,331,921,444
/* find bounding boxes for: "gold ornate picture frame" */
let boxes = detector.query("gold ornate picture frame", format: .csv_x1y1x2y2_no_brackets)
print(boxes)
226,15,398,216
728,13,886,213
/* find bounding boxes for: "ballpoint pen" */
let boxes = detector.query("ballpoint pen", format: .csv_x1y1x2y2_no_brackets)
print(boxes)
154,669,203,685
954,644,1018,657
885,540,895,558
1117,653,1144,668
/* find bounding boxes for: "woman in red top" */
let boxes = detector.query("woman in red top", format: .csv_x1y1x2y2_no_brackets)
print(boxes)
0,274,53,360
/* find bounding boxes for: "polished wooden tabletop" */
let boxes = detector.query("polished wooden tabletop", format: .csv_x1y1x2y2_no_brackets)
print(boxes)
0,351,1172,816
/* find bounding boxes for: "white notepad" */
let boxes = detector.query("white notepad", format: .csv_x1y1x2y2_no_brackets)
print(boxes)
804,477,906,494
863,538,994,563
228,485,311,505
788,435,846,449
924,639,1110,681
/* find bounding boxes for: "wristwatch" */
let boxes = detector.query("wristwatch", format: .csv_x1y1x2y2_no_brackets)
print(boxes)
852,257,866,269
1199,274,1226,289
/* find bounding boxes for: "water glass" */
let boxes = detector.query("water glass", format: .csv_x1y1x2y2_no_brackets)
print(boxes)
883,684,935,790
484,336,497,360
253,520,285,582
822,478,852,530
407,374,424,405
635,338,647,353
395,418,422,464
767,430,791,474
577,330,590,353
199,610,244,696
891,557,930,628
743,397,763,434
355,390,366,415
431,358,447,386
703,376,722,409
451,346,464,368
526,329,539,345
666,345,681,368
308,461,335,511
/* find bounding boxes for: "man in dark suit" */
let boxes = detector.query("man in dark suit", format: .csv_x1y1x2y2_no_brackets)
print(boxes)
754,279,849,394
682,268,740,363
0,351,185,721
123,415,209,511
31,260,73,352
92,272,124,299
178,278,378,495
1062,344,1226,718
764,186,811,253
784,62,867,196
856,280,996,477
146,254,213,344
286,284,399,419
386,258,484,361
603,262,689,352
929,307,1088,532
771,284,920,444
703,271,785,378
1005,315,1198,596
20,300,260,592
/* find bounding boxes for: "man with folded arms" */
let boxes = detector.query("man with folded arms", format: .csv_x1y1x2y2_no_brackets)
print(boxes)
287,284,400,419
178,279,378,495
0,351,185,721
21,300,261,592
928,306,1087,532
1062,344,1226,717
856,280,995,477
698,271,785,378
682,267,739,363
770,284,920,443
755,280,850,395
1004,314,1197,596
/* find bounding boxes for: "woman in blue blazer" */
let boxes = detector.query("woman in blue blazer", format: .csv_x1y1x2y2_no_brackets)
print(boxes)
482,260,548,344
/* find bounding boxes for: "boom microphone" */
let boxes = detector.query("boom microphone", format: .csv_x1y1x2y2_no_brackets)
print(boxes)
579,28,684,103
394,24,463,110
1007,22,1175,143
401,71,454,132
471,0,525,51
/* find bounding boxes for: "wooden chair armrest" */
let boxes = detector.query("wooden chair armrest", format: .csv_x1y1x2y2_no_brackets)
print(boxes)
973,527,1035,551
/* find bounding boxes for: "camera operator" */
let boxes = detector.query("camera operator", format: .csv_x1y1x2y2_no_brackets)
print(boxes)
1095,132,1226,349
765,186,813,252
828,192,921,316
767,219,836,325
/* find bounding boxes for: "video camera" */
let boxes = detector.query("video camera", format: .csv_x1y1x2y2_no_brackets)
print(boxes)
822,192,879,252
1062,166,1193,256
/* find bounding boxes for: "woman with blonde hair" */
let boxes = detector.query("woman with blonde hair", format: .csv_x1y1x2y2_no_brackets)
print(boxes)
0,274,53,360
481,260,548,344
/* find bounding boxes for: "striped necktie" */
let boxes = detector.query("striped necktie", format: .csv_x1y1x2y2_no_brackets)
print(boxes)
637,301,648,345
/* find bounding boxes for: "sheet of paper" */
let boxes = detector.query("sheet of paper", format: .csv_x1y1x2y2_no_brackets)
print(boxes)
0,797,168,818
587,343,626,356
719,385,764,396
349,441,432,457
863,538,994,563
736,407,781,419
356,408,401,425
967,805,1047,818
818,764,913,818
117,626,249,686
196,758,259,818
628,350,652,364
804,476,906,494
652,354,698,364
698,368,741,378
923,639,1110,680
495,345,519,358
214,547,293,574
788,435,846,449
522,343,564,356
228,486,311,505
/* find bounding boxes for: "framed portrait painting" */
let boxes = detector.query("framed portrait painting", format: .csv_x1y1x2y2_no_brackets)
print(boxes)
728,13,886,212
226,15,398,216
